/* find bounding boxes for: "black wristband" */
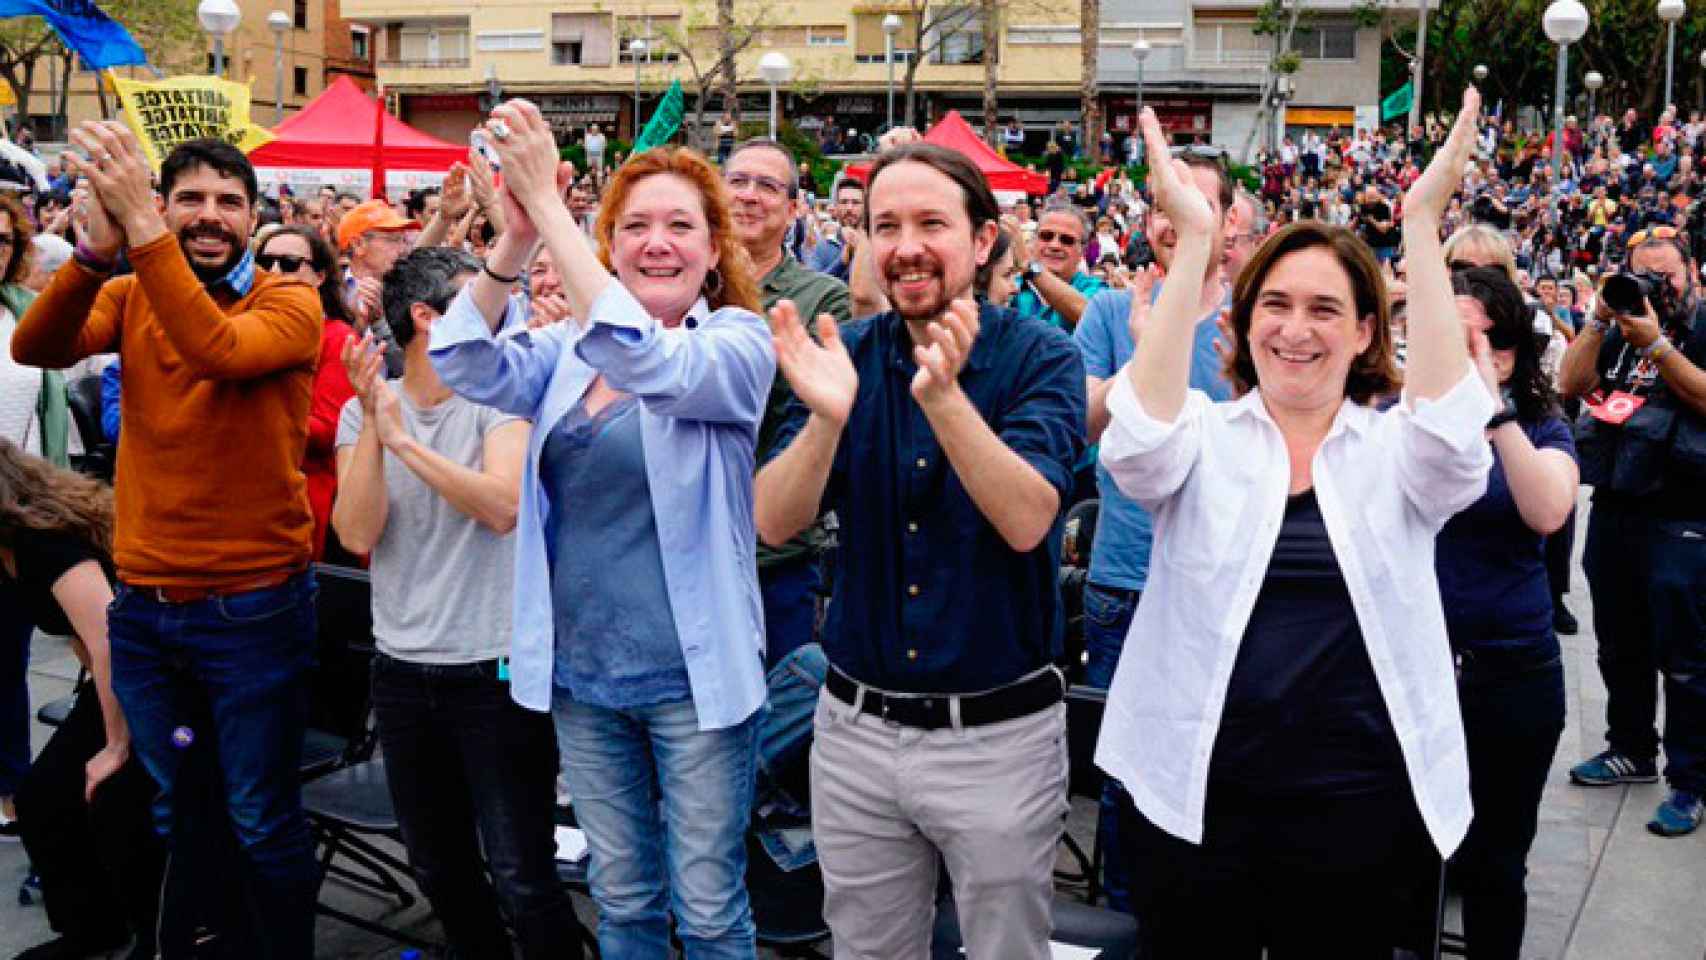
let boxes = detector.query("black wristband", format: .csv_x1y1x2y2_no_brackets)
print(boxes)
1487,406,1520,430
482,261,520,284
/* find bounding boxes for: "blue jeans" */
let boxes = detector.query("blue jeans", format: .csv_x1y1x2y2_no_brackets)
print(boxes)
372,654,580,959
756,643,826,872
0,578,29,797
1082,582,1140,914
108,572,320,960
554,693,760,959
759,556,820,669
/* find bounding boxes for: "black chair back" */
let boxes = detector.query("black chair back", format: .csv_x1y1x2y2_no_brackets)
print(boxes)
65,373,114,481
308,563,377,763
1065,685,1108,802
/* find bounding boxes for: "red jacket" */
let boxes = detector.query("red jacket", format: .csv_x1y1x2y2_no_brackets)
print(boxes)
305,320,356,561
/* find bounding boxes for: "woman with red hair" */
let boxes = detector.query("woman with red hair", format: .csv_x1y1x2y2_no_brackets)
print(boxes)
429,100,774,956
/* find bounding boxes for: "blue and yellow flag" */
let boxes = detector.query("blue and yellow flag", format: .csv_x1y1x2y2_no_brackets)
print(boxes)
0,0,147,69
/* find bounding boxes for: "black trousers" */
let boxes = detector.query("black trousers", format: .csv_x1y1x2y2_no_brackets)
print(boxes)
1119,780,1435,959
15,684,165,946
371,653,581,960
1454,658,1566,960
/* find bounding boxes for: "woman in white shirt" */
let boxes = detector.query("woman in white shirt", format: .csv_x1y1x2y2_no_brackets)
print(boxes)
1095,89,1495,957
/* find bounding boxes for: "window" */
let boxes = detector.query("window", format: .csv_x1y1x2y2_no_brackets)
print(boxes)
929,6,984,65
854,13,918,62
398,26,470,64
351,27,370,62
293,0,307,30
807,25,846,46
617,17,681,62
477,30,544,53
1191,19,1269,65
1288,23,1357,61
293,66,307,95
552,13,612,66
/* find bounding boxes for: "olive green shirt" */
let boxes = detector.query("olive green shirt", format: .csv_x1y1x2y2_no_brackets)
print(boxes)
756,251,852,568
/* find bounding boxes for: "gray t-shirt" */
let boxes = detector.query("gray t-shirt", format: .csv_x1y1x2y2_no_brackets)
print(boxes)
336,387,522,664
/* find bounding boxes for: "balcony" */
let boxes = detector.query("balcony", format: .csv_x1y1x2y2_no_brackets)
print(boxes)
380,57,469,69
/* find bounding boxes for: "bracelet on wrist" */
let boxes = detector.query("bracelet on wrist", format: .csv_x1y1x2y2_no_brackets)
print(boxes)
1644,336,1674,363
72,241,115,275
482,261,520,284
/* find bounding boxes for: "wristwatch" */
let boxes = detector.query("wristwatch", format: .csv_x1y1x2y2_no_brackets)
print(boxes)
1025,260,1045,281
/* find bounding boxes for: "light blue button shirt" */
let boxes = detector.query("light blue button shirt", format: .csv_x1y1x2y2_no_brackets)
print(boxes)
428,281,777,731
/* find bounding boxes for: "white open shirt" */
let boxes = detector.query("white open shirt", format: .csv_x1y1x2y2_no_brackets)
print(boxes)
1092,367,1495,857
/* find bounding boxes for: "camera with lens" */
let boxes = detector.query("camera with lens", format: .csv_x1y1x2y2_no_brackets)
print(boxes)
1601,269,1677,318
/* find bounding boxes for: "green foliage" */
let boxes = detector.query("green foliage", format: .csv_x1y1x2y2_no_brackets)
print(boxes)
777,120,843,196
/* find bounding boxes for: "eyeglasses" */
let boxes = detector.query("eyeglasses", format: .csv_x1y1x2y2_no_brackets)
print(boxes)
1627,225,1681,249
1036,229,1081,247
256,252,311,272
725,172,791,200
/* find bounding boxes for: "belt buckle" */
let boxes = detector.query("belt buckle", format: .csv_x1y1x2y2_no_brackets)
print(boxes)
878,697,899,727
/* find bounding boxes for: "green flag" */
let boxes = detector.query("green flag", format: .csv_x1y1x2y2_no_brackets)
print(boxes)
632,79,686,155
1381,81,1413,122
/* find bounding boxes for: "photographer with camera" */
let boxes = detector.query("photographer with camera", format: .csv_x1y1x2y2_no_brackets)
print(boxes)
1559,226,1706,837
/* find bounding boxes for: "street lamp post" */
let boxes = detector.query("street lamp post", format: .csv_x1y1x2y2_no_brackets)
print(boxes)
883,14,901,132
198,0,242,78
267,10,289,125
1542,0,1590,182
630,38,646,139
1659,0,1685,112
1130,34,1151,147
760,52,791,140
1585,70,1603,123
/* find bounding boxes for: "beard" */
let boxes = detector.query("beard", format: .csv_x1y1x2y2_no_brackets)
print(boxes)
884,255,967,327
178,224,246,284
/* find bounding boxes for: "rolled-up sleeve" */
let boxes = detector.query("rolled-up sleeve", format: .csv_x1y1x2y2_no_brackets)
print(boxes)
575,283,776,429
998,332,1086,504
428,288,563,420
1099,372,1206,509
1393,366,1496,528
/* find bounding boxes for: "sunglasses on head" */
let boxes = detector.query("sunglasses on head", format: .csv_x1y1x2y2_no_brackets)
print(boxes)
256,252,311,273
1036,229,1080,246
1627,225,1682,250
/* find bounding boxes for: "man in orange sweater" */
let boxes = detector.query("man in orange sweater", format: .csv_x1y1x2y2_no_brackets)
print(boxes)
13,126,323,957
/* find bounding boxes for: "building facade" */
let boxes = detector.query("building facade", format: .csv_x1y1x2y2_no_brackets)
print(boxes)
13,0,374,144
340,0,1087,151
1095,0,1424,159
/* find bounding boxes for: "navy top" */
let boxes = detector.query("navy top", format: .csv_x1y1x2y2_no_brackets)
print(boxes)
768,304,1087,693
543,393,691,709
1210,490,1404,797
1436,415,1576,655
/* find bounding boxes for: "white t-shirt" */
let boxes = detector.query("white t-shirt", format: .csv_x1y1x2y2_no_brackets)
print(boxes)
0,306,44,456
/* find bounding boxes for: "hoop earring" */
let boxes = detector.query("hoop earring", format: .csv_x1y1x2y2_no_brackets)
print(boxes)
702,268,724,299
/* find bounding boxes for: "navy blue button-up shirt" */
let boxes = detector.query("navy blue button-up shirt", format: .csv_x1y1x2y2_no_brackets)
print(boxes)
769,304,1086,693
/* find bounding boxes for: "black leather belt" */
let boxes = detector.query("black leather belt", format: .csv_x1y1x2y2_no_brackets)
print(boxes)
825,665,1063,730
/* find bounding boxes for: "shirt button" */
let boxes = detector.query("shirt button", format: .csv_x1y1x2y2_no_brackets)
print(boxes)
915,457,928,469
907,521,918,534
908,649,918,660
908,584,920,597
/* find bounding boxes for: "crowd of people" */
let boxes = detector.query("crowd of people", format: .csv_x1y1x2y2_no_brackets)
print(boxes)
0,78,1701,960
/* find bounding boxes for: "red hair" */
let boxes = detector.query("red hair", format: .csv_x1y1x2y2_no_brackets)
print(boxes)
593,147,761,315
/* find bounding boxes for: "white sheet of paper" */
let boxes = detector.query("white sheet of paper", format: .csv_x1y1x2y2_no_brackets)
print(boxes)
553,825,589,862
1048,944,1103,960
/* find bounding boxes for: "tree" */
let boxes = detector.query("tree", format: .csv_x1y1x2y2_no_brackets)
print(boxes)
0,0,196,134
895,2,981,129
648,0,775,151
981,0,1000,148
1080,0,1099,162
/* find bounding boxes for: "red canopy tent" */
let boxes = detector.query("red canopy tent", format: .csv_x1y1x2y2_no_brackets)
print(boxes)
842,111,1048,195
249,76,466,195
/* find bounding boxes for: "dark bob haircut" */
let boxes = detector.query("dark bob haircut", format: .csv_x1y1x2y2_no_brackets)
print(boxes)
1451,265,1556,423
1224,220,1401,405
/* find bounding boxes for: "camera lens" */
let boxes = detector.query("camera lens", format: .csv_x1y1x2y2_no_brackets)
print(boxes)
1601,274,1647,315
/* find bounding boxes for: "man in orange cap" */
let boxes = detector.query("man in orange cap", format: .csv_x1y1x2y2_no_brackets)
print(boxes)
338,198,417,374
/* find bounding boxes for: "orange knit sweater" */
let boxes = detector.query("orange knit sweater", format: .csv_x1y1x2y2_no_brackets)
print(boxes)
12,233,322,587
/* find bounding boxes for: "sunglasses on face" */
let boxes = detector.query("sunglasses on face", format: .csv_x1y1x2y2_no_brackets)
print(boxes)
256,252,312,273
1036,229,1080,247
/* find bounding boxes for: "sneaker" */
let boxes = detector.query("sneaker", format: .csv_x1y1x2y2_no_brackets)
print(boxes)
1553,599,1579,636
1647,790,1705,837
1569,749,1659,786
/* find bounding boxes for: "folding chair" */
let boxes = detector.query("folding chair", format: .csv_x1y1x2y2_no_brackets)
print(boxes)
34,667,87,728
64,373,114,482
300,563,380,782
1056,685,1109,905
